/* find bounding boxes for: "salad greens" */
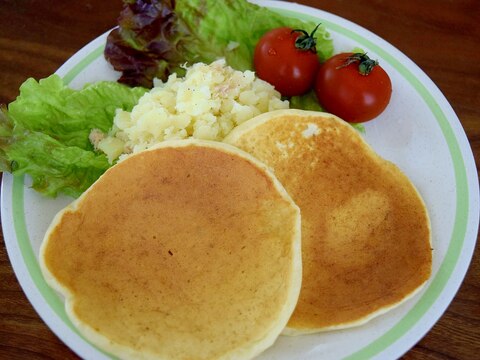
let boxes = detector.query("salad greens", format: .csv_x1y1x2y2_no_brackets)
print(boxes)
0,76,147,197
0,0,336,198
105,0,333,88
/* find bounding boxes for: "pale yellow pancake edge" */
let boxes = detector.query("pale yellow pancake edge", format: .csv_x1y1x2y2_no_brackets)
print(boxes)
282,280,428,336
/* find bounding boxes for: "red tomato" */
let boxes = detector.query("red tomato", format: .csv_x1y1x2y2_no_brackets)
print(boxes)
254,26,320,97
315,52,392,123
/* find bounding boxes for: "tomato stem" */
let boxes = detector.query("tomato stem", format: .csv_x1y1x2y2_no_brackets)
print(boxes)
291,23,321,53
337,53,379,75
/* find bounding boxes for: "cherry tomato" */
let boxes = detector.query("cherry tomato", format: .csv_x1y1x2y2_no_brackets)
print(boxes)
315,52,392,123
254,26,321,97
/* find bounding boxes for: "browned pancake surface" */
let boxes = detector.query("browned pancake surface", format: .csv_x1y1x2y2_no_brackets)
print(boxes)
224,110,432,331
41,141,301,359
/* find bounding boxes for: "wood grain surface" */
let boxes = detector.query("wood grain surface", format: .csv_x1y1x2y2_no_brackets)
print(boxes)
0,0,478,359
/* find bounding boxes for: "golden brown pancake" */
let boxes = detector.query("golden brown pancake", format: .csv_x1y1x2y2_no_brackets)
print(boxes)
224,109,432,333
40,139,302,359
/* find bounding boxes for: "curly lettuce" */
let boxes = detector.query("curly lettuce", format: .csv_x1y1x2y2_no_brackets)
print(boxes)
0,75,147,197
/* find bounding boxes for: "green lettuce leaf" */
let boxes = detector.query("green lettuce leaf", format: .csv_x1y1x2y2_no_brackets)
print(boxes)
176,0,333,70
0,75,147,197
350,122,366,134
289,91,324,112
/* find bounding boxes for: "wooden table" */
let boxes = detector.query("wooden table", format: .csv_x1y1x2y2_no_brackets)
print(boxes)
0,0,478,359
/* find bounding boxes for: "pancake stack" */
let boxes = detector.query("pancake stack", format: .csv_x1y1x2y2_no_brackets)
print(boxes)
224,109,432,333
40,140,302,359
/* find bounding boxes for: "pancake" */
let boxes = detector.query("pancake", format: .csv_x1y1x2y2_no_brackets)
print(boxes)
39,139,302,359
224,109,432,333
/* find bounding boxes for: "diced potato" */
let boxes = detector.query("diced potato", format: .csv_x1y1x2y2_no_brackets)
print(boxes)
91,59,289,162
97,137,125,164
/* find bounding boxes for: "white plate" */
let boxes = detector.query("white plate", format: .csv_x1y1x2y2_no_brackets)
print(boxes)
2,1,479,359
